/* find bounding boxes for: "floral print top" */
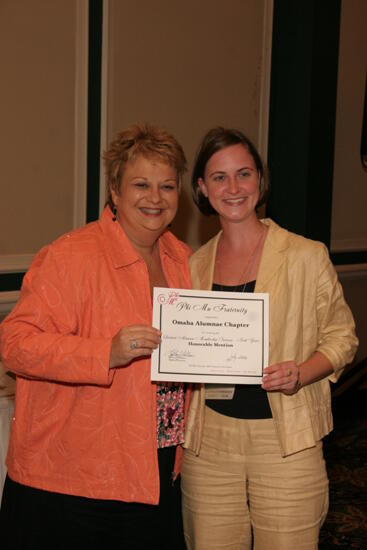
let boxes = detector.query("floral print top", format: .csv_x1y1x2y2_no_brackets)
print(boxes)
156,382,185,448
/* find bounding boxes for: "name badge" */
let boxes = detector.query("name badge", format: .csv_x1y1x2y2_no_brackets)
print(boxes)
205,384,235,400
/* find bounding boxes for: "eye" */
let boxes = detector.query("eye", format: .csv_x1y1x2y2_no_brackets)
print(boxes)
161,183,177,191
238,170,251,178
134,181,149,189
213,174,225,182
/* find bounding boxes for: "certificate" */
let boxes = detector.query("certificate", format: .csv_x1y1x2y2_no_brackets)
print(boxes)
151,287,269,384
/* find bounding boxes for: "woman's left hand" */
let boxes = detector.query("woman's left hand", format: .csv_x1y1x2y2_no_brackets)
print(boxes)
261,361,301,395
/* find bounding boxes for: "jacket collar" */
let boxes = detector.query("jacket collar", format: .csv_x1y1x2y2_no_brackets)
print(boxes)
99,206,185,269
189,231,221,290
190,218,290,291
255,218,289,292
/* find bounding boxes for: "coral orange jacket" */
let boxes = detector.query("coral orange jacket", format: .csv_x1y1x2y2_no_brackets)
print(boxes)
0,207,191,504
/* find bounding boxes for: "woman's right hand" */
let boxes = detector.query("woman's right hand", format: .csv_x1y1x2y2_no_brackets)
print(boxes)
109,325,161,369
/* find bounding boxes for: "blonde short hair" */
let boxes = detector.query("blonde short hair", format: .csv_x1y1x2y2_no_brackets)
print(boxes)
103,123,187,208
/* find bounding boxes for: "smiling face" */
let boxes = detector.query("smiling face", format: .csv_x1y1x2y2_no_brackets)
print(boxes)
111,155,179,244
198,143,260,225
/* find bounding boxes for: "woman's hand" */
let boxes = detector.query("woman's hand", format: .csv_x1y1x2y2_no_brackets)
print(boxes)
261,361,301,395
109,325,161,369
262,353,334,395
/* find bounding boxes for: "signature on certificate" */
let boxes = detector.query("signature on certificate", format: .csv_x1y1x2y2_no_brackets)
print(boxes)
168,349,195,361
226,353,248,362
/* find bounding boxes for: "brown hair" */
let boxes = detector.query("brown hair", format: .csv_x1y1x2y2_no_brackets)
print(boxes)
191,127,269,215
103,123,187,208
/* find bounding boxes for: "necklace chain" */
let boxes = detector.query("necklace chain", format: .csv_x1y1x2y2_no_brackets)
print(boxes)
217,225,265,293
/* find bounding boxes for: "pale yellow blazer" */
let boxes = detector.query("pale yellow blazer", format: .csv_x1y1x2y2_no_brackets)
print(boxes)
184,219,358,457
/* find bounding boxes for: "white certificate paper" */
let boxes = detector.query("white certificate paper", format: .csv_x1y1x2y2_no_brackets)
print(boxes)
151,287,269,384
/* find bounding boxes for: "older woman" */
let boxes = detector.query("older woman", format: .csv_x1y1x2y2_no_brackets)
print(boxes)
0,124,191,549
181,127,358,550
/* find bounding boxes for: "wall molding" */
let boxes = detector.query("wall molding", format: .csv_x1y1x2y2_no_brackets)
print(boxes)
1,3,89,280
97,0,273,210
0,255,34,274
0,291,19,315
331,238,367,253
73,0,89,229
99,0,109,214
336,263,367,276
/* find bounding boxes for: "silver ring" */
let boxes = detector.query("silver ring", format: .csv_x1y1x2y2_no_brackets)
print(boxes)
130,340,138,350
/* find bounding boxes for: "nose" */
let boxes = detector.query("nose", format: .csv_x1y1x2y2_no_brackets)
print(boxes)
227,176,240,194
149,185,162,203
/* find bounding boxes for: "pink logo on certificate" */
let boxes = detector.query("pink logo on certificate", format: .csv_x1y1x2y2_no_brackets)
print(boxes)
157,291,179,305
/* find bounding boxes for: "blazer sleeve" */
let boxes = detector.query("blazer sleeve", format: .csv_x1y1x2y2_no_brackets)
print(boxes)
315,244,358,381
0,246,114,386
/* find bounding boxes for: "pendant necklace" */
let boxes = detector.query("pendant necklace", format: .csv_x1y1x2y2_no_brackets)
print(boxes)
217,225,265,293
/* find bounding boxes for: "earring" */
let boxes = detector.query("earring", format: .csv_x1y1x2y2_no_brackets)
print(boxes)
112,206,117,222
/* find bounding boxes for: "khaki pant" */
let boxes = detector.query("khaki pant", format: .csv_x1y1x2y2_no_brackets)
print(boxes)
182,407,328,550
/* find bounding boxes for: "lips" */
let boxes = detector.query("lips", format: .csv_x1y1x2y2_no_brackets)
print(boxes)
223,197,247,205
140,207,163,215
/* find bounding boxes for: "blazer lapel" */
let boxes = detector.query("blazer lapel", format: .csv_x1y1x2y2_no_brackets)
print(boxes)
190,232,222,290
255,220,289,292
191,221,290,293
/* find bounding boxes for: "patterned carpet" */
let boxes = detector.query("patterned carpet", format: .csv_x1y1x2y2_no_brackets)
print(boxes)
319,360,367,549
